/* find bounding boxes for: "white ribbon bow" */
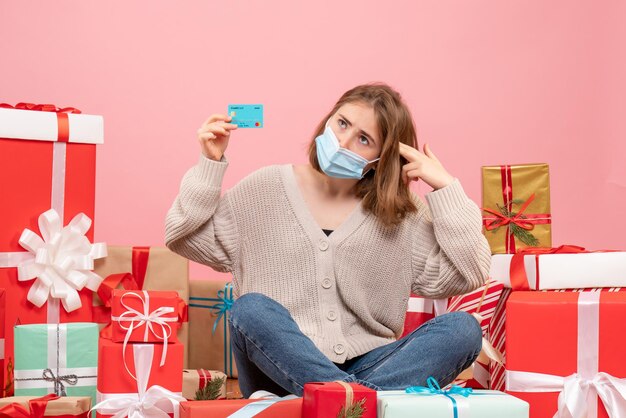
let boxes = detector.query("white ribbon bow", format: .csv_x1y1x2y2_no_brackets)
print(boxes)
507,370,626,418
92,344,185,418
111,291,178,375
14,209,107,312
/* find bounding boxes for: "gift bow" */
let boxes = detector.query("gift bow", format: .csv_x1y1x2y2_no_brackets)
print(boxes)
91,344,185,418
0,394,61,418
41,367,78,396
112,291,180,374
507,370,626,418
208,285,234,334
14,209,107,312
406,377,473,418
483,193,538,232
0,103,81,114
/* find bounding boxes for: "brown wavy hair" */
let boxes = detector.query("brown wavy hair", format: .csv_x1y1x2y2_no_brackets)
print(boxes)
308,83,418,227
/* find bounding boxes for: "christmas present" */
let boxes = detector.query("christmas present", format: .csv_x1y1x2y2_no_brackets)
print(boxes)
490,246,626,289
179,397,302,418
188,280,237,377
481,163,551,254
0,103,105,395
0,394,91,417
401,296,445,337
182,369,226,400
94,339,184,418
302,381,376,418
505,290,626,418
110,289,186,344
0,289,5,396
401,279,504,388
13,323,98,408
377,378,529,418
93,246,189,366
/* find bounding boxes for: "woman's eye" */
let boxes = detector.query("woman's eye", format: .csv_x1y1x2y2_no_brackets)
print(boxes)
359,136,370,145
338,119,347,129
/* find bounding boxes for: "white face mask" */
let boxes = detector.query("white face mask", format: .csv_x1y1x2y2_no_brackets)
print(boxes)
315,121,380,179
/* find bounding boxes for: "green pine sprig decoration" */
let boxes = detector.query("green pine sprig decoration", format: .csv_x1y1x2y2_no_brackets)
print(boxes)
489,201,539,247
194,376,226,400
337,398,366,418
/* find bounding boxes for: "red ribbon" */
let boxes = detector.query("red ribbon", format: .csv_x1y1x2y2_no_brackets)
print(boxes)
0,103,81,143
132,247,151,290
482,165,552,253
93,273,140,327
510,245,590,290
198,369,212,390
0,394,85,418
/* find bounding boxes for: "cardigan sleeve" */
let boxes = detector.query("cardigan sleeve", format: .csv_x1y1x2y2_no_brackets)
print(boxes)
410,179,491,299
165,155,239,272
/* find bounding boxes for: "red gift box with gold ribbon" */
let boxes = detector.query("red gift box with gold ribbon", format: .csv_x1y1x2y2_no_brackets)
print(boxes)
302,381,377,418
0,103,105,396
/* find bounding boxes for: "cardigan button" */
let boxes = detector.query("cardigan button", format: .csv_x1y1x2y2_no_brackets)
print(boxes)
327,310,337,321
322,278,332,289
318,240,329,251
334,344,345,355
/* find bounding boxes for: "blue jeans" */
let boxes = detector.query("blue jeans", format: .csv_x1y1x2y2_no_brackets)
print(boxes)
228,293,482,398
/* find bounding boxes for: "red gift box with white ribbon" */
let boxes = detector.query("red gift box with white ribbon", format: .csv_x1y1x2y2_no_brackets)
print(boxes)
110,289,185,345
0,103,105,396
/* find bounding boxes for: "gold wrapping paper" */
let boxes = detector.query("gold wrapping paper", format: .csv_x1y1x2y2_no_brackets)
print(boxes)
93,246,190,366
481,164,551,254
189,279,238,377
0,396,91,416
182,369,227,400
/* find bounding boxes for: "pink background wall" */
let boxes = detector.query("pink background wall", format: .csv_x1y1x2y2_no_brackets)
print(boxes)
2,1,624,280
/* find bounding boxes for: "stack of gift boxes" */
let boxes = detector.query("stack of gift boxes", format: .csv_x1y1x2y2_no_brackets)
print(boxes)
0,104,228,417
482,163,626,418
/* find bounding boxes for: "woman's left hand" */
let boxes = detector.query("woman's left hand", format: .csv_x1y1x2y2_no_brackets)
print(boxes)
399,142,455,190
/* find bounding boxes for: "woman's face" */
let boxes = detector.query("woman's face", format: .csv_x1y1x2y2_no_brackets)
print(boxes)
328,102,382,162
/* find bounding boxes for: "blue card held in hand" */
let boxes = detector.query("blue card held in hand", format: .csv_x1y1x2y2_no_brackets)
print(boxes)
228,104,264,128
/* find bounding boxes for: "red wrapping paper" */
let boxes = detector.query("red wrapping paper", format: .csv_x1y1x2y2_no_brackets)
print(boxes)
110,290,184,344
179,398,302,418
97,337,183,395
302,382,377,418
505,291,626,418
0,137,97,396
0,289,5,396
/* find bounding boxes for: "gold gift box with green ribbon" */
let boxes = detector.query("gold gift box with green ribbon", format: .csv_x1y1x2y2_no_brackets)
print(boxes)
481,164,552,254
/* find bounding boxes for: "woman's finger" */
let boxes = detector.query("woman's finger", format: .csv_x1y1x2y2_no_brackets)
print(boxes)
203,114,232,126
399,142,424,162
198,132,216,141
423,143,439,162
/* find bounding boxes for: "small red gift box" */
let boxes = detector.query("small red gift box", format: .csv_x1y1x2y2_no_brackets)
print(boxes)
110,289,185,344
302,382,377,418
179,398,302,417
94,338,184,418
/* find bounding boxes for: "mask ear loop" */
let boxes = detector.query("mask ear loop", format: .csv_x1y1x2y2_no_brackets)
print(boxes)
361,157,380,177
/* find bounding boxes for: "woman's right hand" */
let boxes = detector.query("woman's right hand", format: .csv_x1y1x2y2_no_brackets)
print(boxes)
197,114,238,161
